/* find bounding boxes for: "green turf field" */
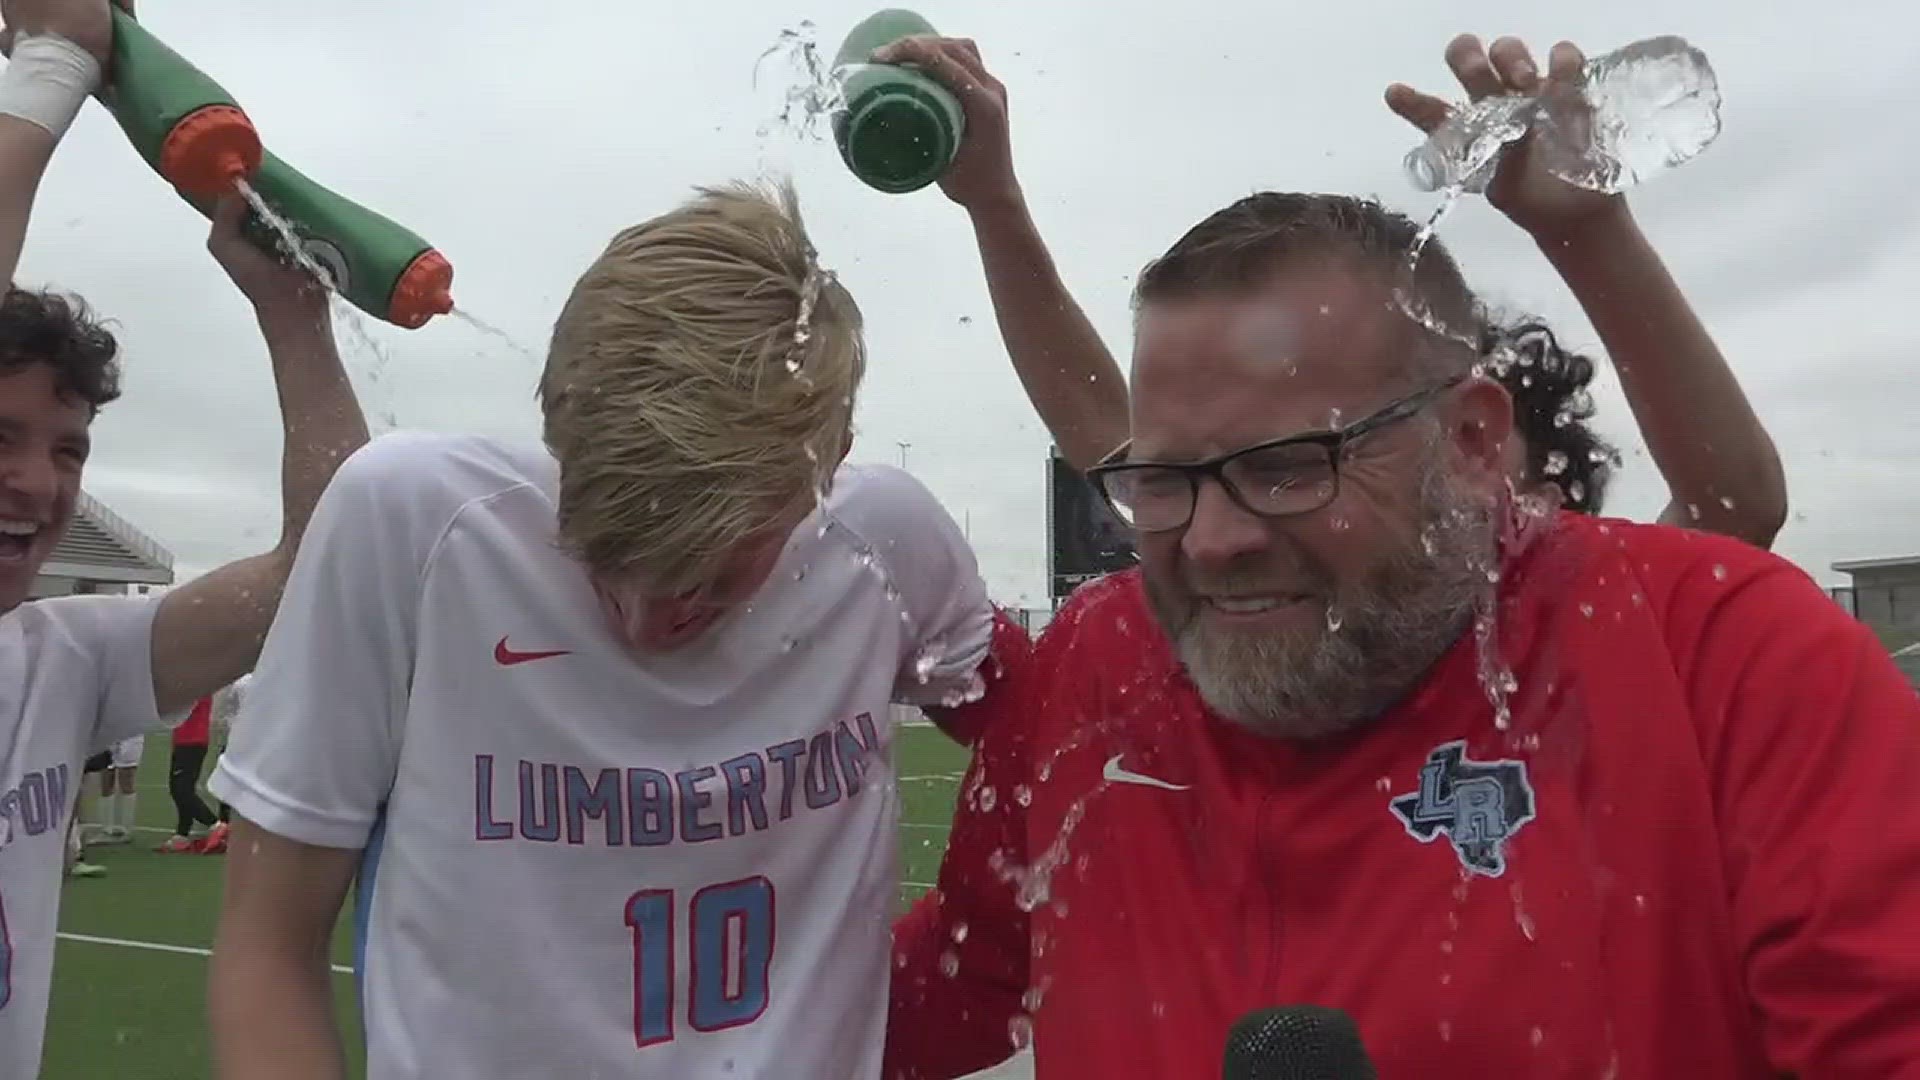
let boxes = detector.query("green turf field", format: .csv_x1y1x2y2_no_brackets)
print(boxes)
42,724,970,1078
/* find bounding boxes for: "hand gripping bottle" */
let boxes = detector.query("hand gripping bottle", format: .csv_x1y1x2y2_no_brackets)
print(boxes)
97,8,262,196
832,9,965,194
100,11,454,328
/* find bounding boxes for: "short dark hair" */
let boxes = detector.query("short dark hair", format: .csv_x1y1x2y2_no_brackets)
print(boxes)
0,285,122,415
1133,191,1482,380
1482,317,1618,514
1134,191,1620,514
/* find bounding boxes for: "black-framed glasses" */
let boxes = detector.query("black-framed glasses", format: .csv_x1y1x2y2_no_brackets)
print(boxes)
1087,378,1463,532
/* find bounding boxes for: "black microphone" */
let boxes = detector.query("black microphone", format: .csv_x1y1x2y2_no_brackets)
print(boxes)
1221,1005,1377,1080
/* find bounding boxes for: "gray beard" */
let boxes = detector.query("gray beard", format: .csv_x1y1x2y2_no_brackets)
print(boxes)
1149,457,1498,740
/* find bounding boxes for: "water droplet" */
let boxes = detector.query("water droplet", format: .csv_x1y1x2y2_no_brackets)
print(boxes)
1438,1019,1454,1042
1020,986,1045,1012
1330,516,1351,532
1686,503,1703,521
1711,564,1727,581
1151,1000,1168,1019
1718,495,1736,510
1543,449,1569,477
977,786,997,812
950,922,969,944
1579,602,1595,618
1325,605,1345,632
1439,940,1455,954
913,649,939,683
1375,776,1393,792
779,637,797,654
1633,893,1648,912
938,950,960,978
1013,784,1033,807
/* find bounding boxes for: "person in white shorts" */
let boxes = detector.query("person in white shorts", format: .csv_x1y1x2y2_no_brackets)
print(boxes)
0,1,369,1074
95,732,141,842
208,180,1011,1080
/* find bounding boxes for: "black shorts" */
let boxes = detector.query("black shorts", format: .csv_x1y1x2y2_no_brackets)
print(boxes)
83,751,112,773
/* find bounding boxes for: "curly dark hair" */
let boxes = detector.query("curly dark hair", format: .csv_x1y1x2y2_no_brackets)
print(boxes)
0,285,122,415
1480,317,1619,514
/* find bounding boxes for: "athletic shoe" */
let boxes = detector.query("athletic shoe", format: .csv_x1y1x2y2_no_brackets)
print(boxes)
70,861,107,878
155,835,197,854
198,822,231,854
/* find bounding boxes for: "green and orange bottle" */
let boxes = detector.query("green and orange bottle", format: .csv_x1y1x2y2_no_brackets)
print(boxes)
98,10,453,328
832,9,966,194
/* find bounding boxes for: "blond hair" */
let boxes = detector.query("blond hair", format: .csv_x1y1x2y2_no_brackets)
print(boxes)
539,179,865,590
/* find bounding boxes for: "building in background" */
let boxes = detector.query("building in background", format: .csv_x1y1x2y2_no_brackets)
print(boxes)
29,489,174,599
1831,555,1920,651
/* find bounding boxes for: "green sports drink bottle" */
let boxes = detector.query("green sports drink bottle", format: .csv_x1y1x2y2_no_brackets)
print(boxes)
100,10,454,328
832,9,965,194
97,8,261,196
193,153,454,330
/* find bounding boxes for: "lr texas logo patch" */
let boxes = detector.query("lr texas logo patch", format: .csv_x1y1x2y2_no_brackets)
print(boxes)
1389,740,1536,878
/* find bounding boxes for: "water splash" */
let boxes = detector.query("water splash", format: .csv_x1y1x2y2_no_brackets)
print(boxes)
1406,185,1465,271
753,22,848,144
989,784,1107,914
236,179,335,287
452,308,539,364
235,179,402,431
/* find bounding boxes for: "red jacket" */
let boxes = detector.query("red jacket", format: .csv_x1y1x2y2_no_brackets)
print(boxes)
888,514,1920,1079
172,696,213,747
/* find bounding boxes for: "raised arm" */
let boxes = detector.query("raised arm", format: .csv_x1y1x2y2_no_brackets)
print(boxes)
1388,34,1786,547
1538,203,1785,544
149,195,368,715
873,35,1129,472
0,0,115,284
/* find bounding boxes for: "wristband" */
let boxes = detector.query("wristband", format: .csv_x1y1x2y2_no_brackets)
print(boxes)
0,33,101,139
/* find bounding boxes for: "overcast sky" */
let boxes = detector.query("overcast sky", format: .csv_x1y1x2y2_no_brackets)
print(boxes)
16,0,1917,604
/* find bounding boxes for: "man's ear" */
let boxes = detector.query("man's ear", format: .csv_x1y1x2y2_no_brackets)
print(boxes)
1447,375,1517,481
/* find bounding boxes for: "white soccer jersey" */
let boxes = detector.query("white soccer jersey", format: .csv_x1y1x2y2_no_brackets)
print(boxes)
0,593,173,1076
210,432,995,1080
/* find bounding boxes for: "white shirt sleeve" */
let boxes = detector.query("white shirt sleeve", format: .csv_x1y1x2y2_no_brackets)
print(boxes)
833,465,994,708
208,436,435,850
31,592,180,751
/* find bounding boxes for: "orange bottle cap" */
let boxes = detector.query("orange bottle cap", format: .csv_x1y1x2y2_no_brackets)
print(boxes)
159,104,262,197
390,249,454,329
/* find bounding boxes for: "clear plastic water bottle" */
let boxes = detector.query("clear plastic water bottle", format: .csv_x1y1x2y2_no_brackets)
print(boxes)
1404,35,1722,196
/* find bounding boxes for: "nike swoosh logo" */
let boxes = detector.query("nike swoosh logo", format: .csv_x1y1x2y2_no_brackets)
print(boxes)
1102,754,1190,791
494,637,572,666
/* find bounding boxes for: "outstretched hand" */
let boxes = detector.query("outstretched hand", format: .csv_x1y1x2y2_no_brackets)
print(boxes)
871,34,1022,213
207,194,328,316
1386,34,1624,239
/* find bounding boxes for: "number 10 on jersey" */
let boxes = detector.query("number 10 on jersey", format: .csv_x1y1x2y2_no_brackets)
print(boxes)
625,876,775,1047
